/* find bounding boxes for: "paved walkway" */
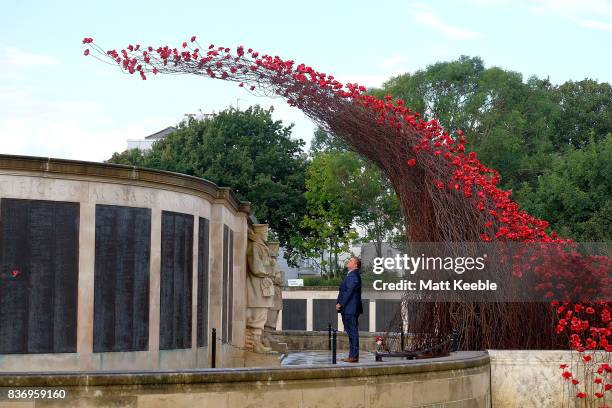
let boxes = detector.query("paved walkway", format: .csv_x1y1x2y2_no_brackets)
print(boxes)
281,350,376,366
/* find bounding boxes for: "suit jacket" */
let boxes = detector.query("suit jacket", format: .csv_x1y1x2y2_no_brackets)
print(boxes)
337,269,363,315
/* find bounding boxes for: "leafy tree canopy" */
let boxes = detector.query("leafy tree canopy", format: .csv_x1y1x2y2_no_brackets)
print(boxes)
108,106,309,254
370,56,611,241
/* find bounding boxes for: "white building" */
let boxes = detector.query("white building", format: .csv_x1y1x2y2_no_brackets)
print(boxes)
127,126,177,151
126,112,215,152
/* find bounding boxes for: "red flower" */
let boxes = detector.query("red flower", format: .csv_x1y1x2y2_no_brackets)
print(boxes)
182,42,187,48
83,49,90,56
562,371,572,380
576,392,586,399
572,379,579,385
594,392,603,398
407,158,416,167
583,355,592,362
559,364,568,369
82,37,93,44
190,35,197,42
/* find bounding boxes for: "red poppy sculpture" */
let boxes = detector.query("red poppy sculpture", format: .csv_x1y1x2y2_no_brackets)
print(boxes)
84,36,611,399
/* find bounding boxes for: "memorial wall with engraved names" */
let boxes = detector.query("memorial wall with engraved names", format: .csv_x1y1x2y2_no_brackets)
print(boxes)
0,155,249,371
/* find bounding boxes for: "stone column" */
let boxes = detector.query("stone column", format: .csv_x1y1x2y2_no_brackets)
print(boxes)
370,300,376,332
306,298,313,331
76,201,95,359
208,204,225,366
148,206,161,353
231,212,248,347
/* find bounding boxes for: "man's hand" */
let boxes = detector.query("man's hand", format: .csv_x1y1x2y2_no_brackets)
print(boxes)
336,303,342,311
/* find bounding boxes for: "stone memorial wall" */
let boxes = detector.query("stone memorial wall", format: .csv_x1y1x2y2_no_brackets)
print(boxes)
0,155,250,371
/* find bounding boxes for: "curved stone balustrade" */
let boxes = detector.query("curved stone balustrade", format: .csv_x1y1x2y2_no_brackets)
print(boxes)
0,351,490,407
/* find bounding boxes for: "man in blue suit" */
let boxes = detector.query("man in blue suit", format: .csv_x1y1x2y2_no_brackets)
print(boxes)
336,257,363,362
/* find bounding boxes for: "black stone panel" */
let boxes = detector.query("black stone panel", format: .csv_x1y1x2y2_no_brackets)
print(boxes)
359,299,370,332
221,226,234,343
93,204,151,353
228,229,234,343
197,218,209,347
375,299,401,332
0,198,79,354
312,299,338,331
159,211,194,350
282,299,306,330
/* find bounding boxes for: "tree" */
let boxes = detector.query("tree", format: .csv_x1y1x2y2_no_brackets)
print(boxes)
301,152,360,277
515,134,612,241
552,79,612,148
299,127,404,275
107,106,309,256
310,127,349,154
107,148,147,166
373,56,611,240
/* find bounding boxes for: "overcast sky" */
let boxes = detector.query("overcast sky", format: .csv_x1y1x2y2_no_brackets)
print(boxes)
1,0,611,161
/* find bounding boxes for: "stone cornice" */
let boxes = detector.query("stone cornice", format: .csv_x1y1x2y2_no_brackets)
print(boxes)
0,154,251,214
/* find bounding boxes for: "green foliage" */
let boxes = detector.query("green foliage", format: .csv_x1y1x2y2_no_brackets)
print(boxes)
108,106,309,254
302,276,343,287
300,151,361,276
515,134,612,241
373,56,611,241
107,148,148,166
552,80,612,148
296,130,404,276
310,127,349,153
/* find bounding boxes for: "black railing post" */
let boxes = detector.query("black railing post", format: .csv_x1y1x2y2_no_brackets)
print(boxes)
328,323,332,350
332,329,337,364
211,328,217,368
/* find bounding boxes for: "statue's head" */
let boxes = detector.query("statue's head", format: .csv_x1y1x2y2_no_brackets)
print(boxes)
267,241,280,258
252,224,269,241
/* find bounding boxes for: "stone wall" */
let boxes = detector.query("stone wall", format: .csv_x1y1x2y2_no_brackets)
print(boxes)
0,351,490,408
280,287,403,333
0,155,252,371
489,349,579,408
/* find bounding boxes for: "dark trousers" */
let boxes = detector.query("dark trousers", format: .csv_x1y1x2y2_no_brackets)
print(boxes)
341,313,359,359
